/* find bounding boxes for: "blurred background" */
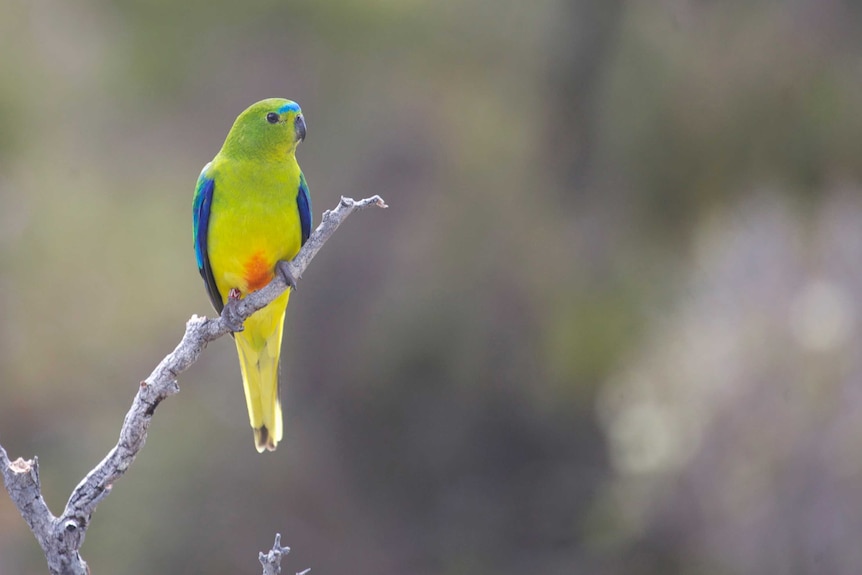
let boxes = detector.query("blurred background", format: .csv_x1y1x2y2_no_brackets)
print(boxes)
2,0,862,573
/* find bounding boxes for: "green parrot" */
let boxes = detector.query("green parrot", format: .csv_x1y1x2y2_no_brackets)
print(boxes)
193,98,312,452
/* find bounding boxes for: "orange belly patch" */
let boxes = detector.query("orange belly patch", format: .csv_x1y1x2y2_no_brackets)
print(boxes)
243,251,274,292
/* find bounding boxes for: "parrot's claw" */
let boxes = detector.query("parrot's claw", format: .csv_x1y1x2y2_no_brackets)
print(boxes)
222,288,245,333
277,261,299,291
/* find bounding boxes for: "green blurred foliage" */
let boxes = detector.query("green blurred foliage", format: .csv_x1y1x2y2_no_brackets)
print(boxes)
2,0,862,574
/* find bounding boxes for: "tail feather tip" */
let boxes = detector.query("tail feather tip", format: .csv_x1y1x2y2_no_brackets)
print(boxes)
253,425,278,453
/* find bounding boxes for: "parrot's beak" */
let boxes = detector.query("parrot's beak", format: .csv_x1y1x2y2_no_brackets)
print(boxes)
294,114,306,142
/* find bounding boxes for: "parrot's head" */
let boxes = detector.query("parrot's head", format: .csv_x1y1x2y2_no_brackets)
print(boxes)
221,98,306,160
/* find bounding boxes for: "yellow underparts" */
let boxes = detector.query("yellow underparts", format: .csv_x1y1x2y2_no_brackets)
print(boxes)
210,231,300,453
205,154,303,452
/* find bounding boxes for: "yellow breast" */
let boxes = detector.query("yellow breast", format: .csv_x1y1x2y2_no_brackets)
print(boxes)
205,155,303,302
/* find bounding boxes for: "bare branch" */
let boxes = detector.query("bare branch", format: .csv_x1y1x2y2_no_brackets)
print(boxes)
0,448,54,551
0,447,89,574
258,533,311,575
259,533,309,575
0,195,386,574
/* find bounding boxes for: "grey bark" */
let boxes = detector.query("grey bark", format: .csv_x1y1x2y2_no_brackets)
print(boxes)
259,533,310,575
0,195,387,574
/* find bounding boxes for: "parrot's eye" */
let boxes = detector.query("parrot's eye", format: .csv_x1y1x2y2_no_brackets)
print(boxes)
266,112,280,124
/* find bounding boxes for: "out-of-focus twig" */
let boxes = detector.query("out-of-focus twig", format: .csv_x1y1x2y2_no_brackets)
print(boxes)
0,195,387,575
259,532,311,575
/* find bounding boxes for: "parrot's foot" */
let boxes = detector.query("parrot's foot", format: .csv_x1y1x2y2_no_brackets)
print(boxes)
221,288,245,333
276,261,299,291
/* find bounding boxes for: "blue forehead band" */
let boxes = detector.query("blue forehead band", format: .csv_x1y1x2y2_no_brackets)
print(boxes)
278,101,301,114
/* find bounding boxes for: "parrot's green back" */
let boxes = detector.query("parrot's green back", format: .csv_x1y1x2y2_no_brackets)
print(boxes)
193,98,311,452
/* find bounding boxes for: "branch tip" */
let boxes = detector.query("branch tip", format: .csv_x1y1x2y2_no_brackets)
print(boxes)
359,195,388,209
10,457,32,473
270,532,290,555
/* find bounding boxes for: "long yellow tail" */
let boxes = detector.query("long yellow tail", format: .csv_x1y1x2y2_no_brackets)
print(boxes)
234,290,290,452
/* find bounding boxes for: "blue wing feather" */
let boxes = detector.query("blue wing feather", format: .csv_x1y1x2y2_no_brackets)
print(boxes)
297,172,312,246
193,164,224,313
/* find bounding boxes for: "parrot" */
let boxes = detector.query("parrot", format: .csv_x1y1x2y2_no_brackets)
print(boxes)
192,98,311,452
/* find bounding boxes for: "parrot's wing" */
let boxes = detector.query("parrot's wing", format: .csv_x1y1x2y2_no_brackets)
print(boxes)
297,172,312,246
193,163,224,313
